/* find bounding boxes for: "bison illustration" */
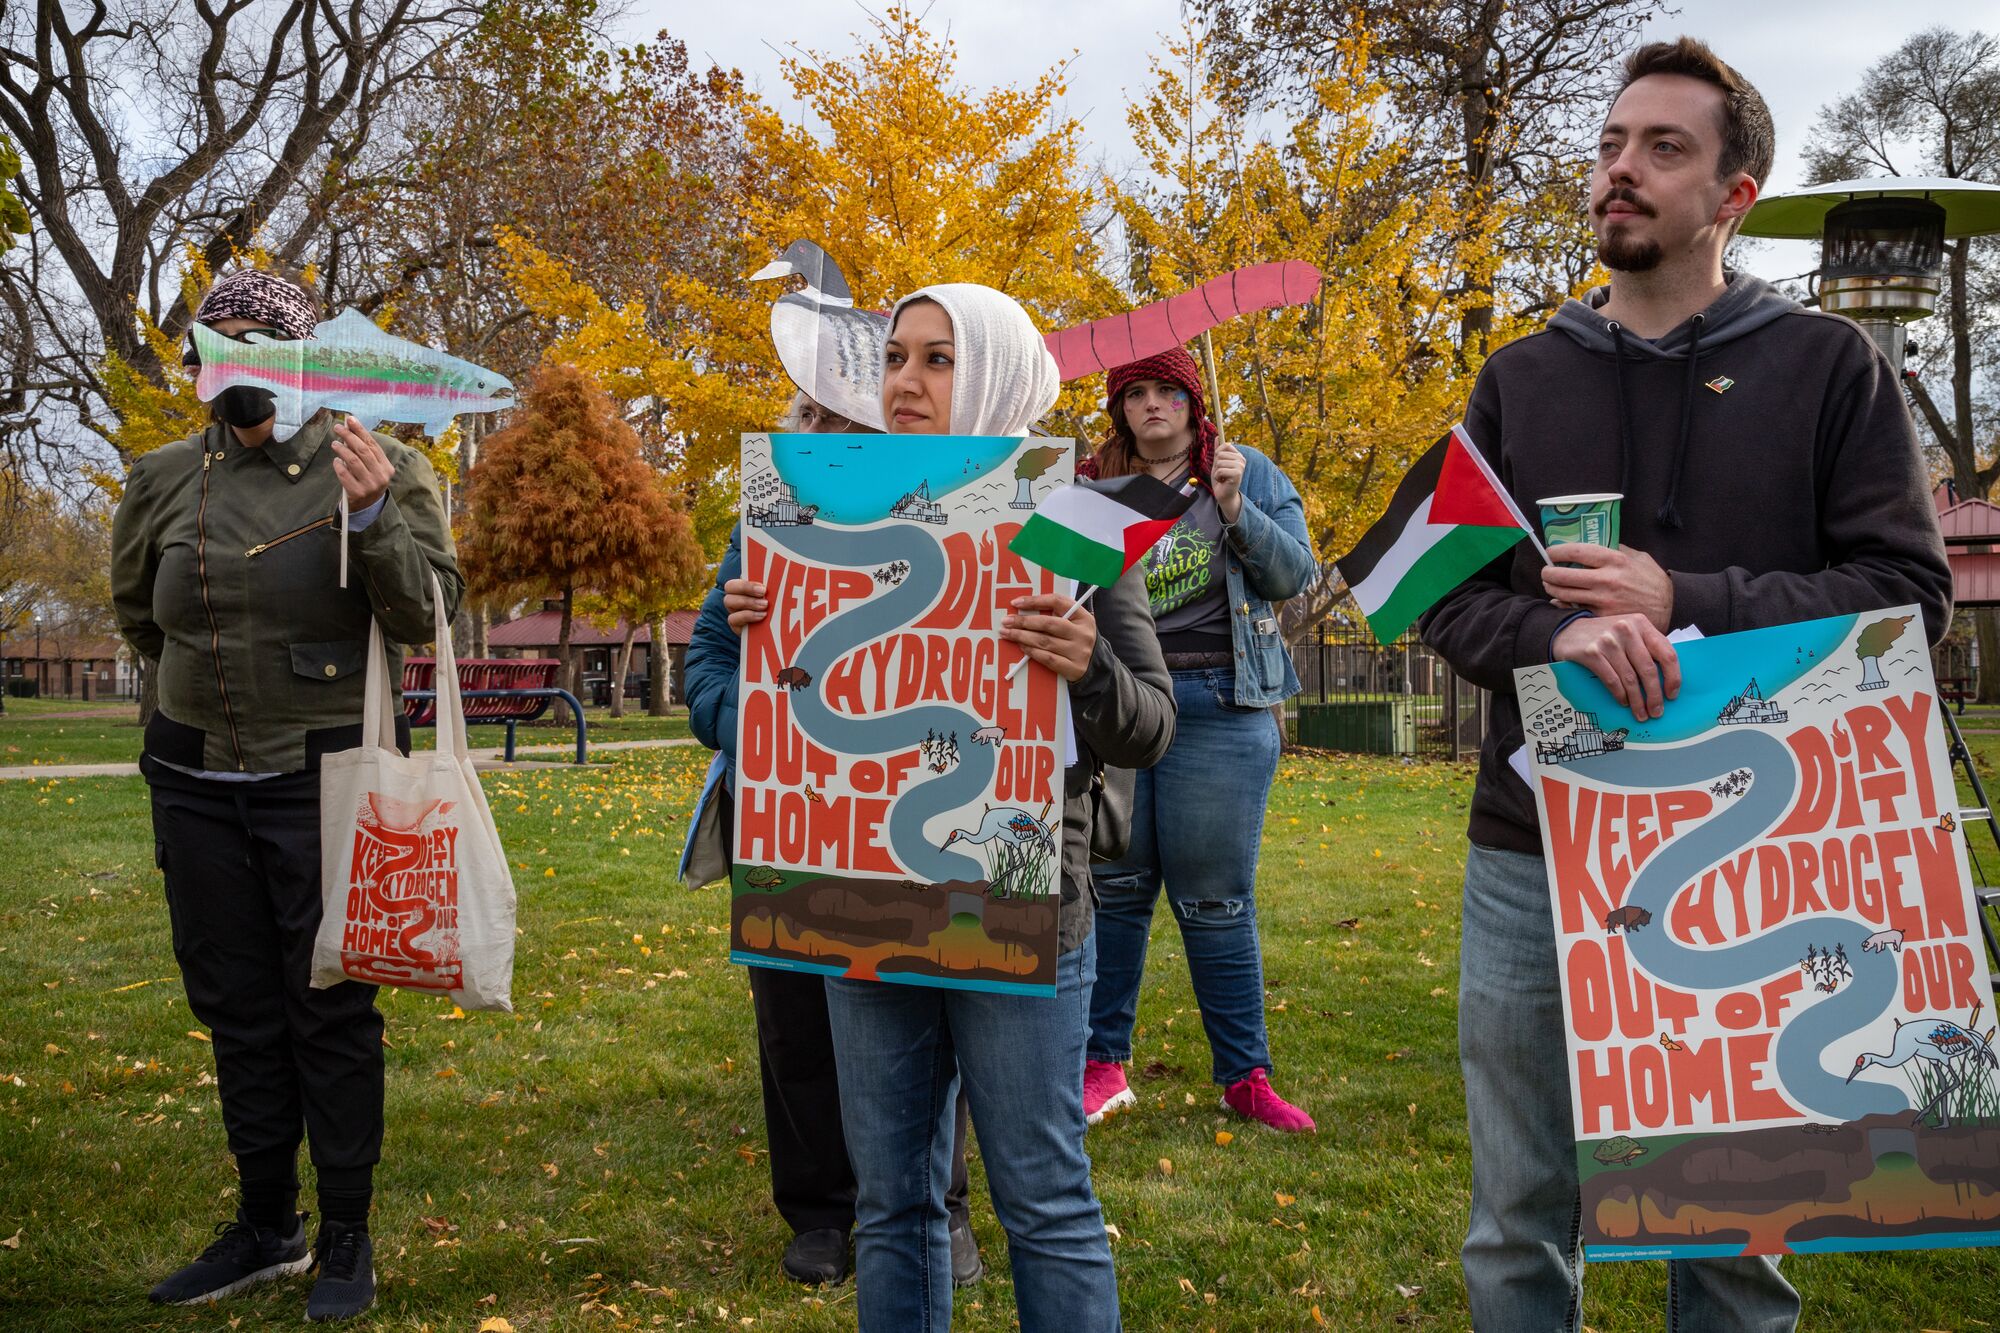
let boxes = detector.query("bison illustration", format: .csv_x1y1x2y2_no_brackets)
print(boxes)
773,665,812,691
1604,905,1653,935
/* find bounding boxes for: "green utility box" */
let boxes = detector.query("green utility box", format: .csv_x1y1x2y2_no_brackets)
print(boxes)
1295,700,1416,755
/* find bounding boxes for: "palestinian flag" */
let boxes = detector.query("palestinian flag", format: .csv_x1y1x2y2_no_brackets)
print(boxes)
1335,425,1539,646
1009,473,1197,588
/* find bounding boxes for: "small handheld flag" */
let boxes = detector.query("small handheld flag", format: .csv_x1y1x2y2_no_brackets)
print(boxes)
1007,472,1198,589
1334,425,1543,646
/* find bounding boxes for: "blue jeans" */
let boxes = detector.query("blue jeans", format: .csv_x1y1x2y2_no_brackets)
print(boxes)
1459,843,1800,1332
1088,668,1279,1085
824,938,1119,1333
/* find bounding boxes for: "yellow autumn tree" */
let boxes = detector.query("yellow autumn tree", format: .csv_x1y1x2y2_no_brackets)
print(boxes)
501,5,1125,557
97,250,215,487
1112,25,1526,630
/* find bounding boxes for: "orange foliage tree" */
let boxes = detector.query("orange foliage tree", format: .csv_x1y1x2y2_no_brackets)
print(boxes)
459,363,704,705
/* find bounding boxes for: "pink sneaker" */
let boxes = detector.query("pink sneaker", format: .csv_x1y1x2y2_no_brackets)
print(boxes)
1222,1069,1316,1133
1084,1060,1137,1125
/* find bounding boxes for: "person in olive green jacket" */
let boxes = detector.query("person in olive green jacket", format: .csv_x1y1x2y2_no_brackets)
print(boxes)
110,269,461,1322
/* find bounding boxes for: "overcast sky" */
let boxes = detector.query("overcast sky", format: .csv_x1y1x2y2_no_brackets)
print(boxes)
645,1,1987,280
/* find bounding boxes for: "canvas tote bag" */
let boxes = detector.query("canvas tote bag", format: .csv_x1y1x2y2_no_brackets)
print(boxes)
311,572,516,1011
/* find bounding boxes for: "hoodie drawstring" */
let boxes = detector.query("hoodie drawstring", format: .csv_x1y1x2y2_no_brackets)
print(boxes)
1607,313,1702,533
1656,312,1703,530
1609,322,1633,501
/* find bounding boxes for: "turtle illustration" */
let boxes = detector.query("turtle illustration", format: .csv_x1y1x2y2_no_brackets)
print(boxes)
1592,1135,1648,1166
742,866,785,889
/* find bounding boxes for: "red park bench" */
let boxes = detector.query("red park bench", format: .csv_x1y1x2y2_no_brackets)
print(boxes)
401,658,587,763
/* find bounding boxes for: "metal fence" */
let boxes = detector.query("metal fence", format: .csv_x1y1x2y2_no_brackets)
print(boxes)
1289,622,1486,761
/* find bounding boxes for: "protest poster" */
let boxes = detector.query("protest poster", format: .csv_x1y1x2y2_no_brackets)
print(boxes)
1515,607,2000,1260
731,431,1075,996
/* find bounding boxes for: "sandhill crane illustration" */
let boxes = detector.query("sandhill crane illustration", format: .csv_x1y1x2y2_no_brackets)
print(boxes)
1846,1002,1999,1127
940,805,1056,899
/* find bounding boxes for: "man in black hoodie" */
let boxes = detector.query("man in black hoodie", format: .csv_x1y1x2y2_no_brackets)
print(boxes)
1421,37,1951,1332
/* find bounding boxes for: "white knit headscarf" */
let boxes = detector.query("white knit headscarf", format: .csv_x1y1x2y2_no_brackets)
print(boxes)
888,283,1059,437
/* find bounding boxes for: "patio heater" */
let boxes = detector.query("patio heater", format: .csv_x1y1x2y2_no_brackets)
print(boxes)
1738,176,2000,372
1744,178,2000,986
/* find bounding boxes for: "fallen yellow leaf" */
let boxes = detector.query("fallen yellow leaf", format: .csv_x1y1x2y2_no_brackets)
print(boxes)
1158,1157,1174,1177
1215,1131,1234,1146
1312,1305,1327,1326
1275,1192,1296,1207
187,1030,210,1043
477,1319,515,1333
0,1229,20,1249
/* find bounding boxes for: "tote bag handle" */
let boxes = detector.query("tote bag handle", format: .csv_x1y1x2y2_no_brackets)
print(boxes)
360,569,464,756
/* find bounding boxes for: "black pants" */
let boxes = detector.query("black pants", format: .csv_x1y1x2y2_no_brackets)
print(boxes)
147,762,385,1187
750,966,971,1235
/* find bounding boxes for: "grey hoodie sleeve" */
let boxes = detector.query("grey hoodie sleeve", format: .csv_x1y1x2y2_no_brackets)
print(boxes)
1417,370,1576,691
1070,567,1176,770
1665,330,1953,644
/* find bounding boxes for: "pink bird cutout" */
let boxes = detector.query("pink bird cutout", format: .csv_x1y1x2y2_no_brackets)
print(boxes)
1044,261,1325,380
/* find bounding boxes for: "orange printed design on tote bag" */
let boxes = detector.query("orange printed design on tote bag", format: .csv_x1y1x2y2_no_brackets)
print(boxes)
339,790,465,991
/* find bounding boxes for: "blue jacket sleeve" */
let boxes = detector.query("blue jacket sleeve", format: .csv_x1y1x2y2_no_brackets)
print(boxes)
686,525,744,758
1223,447,1318,601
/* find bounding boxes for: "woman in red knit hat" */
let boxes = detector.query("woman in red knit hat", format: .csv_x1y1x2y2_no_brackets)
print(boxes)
1079,347,1322,1133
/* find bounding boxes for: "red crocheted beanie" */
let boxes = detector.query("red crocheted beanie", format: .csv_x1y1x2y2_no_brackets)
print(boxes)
1086,347,1217,480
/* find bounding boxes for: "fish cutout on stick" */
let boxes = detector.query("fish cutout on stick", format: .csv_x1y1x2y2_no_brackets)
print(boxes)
1043,261,1324,380
190,308,515,443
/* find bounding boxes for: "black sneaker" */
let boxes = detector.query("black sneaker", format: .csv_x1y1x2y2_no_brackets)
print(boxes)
147,1213,312,1305
781,1227,849,1285
949,1218,985,1287
306,1221,375,1322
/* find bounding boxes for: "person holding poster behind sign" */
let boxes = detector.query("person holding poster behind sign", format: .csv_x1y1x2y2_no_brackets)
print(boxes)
727,284,1173,1332
1075,349,1320,1133
1418,39,1953,1331
109,269,463,1321
684,390,987,1290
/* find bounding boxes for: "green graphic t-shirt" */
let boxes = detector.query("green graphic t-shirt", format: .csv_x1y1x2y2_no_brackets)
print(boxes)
1143,481,1230,644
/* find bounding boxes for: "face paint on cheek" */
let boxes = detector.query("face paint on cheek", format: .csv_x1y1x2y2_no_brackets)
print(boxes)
1169,390,1189,414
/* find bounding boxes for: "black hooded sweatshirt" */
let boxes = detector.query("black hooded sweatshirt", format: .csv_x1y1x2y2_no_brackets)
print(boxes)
1420,271,1953,856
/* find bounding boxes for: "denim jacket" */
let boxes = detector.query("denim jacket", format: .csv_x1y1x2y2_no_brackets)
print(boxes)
1213,445,1318,707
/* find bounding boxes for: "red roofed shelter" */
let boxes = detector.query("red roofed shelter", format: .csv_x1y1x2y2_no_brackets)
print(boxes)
484,600,696,708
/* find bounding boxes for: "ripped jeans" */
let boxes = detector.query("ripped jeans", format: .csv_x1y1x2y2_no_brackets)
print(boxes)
1088,667,1281,1086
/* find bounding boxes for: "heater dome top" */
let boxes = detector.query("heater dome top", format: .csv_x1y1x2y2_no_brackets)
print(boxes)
1741,176,2000,240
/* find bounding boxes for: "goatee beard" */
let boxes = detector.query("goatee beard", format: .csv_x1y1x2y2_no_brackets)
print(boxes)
1599,232,1663,273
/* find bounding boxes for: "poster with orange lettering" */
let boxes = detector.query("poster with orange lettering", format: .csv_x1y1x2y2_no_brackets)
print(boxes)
731,432,1075,995
1517,607,2000,1260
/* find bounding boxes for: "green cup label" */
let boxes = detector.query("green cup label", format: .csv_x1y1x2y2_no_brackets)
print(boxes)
1538,494,1622,551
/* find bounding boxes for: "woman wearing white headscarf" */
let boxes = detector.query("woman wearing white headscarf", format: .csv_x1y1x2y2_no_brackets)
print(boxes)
725,284,1174,1331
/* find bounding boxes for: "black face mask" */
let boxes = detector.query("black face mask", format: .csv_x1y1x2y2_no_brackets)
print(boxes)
216,385,276,427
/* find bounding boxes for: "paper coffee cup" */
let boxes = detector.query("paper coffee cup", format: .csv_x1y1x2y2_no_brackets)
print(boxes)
1537,493,1622,551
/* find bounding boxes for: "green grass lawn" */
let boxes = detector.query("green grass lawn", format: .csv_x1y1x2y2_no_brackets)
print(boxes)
0,702,689,766
1,744,1995,1330
411,708,693,753
0,697,144,766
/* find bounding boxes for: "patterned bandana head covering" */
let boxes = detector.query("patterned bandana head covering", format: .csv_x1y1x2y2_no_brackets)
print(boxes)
1080,347,1218,481
193,269,320,340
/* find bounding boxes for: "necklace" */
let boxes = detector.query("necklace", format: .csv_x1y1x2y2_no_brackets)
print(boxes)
1137,444,1190,469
